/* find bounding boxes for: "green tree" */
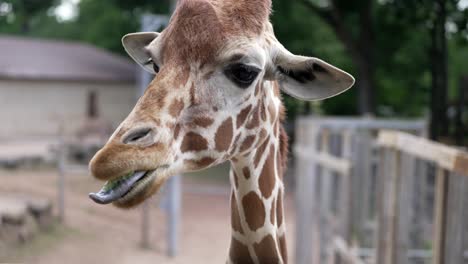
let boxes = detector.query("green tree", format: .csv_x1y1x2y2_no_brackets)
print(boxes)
2,0,468,127
298,0,377,115
0,0,57,33
388,0,468,140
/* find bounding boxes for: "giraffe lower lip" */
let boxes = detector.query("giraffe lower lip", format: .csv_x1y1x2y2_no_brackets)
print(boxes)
116,165,171,203
89,171,147,204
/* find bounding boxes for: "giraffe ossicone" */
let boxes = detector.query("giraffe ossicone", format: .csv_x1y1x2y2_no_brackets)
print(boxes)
89,0,354,263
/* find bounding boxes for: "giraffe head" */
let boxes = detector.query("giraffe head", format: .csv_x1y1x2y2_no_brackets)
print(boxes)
89,0,354,208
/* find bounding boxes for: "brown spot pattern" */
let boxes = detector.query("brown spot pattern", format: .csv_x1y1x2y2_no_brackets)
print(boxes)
169,99,184,117
173,124,181,139
189,83,196,105
242,192,265,231
242,167,251,179
277,190,283,226
259,128,267,142
215,117,233,151
175,67,190,87
276,150,280,177
160,0,226,65
221,0,271,36
254,139,269,168
236,105,252,128
270,198,276,225
193,116,214,127
246,105,260,129
155,88,167,109
239,135,255,153
181,132,208,152
231,192,243,234
184,157,215,169
253,234,281,264
260,100,267,121
229,237,254,264
138,85,167,112
278,125,289,174
259,146,276,198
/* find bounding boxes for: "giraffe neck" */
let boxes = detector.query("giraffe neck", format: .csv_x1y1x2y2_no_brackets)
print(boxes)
228,127,287,264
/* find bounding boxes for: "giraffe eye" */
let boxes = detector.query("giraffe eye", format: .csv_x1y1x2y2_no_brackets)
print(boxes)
153,63,160,74
145,58,160,74
224,63,260,88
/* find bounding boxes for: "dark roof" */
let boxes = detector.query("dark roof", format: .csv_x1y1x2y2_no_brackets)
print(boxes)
0,36,137,83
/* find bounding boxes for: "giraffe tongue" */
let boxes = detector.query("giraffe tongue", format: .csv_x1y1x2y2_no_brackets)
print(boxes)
89,171,146,204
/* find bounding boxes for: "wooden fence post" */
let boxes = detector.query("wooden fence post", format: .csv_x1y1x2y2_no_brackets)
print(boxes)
444,173,467,264
340,130,353,243
319,129,332,263
395,153,415,264
295,121,320,264
413,158,429,247
432,167,448,264
351,129,372,245
375,148,401,264
57,136,66,223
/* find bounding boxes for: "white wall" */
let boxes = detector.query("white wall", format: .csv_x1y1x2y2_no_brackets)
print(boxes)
0,79,137,139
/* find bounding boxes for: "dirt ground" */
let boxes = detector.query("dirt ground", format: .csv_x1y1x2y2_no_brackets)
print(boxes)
0,167,296,264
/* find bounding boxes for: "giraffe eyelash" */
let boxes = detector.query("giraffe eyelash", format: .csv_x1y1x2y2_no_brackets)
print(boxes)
144,58,160,74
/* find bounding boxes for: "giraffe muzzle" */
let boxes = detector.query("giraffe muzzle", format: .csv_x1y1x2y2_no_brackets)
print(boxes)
89,164,171,205
89,171,147,204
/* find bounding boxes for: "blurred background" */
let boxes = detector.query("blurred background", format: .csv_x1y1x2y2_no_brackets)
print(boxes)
0,0,467,263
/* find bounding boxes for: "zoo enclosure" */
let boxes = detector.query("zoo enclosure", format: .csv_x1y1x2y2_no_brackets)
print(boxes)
293,117,467,263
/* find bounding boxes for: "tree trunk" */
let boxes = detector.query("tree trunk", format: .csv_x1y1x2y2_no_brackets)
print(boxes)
299,0,377,115
355,57,376,115
356,2,376,115
455,77,467,145
429,0,448,141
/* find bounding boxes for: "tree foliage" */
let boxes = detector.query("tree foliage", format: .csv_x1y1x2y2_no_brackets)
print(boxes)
0,0,467,124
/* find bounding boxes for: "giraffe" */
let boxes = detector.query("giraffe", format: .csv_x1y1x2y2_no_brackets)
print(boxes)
88,0,354,263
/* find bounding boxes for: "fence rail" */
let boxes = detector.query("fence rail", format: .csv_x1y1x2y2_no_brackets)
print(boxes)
378,130,468,175
376,130,468,264
294,117,468,264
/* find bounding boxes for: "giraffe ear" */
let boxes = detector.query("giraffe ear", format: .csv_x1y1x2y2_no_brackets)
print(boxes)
273,49,355,101
122,32,160,74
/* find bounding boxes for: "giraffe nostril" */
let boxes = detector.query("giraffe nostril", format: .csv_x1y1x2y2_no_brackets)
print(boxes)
123,127,152,144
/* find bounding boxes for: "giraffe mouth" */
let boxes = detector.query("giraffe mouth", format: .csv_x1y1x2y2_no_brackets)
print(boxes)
89,165,169,205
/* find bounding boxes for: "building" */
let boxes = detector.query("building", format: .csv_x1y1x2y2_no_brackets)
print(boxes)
0,35,138,140
0,36,138,164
